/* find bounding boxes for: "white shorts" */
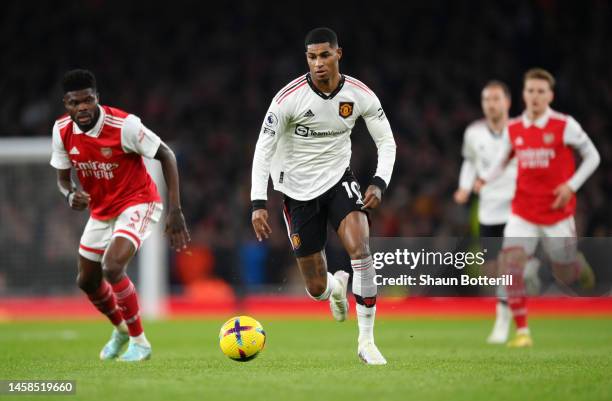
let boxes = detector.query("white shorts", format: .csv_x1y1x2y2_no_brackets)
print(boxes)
502,213,577,263
79,202,163,262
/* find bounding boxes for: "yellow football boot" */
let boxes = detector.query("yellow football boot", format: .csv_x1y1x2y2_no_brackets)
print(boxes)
507,333,533,348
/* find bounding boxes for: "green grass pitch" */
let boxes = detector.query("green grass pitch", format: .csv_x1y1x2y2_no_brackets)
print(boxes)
1,317,611,401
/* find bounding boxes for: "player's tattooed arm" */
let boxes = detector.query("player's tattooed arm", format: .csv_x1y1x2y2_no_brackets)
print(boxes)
56,168,90,211
154,142,191,252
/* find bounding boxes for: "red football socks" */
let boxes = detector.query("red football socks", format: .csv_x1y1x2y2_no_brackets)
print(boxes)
111,277,143,337
506,261,528,330
87,280,123,326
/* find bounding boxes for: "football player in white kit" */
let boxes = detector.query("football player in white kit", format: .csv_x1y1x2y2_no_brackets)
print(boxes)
454,81,540,344
476,68,600,347
250,28,396,364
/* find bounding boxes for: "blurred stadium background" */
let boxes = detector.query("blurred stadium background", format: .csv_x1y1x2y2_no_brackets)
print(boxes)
1,0,611,318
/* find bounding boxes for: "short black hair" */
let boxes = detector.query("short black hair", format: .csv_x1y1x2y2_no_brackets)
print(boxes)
62,69,97,93
305,27,338,48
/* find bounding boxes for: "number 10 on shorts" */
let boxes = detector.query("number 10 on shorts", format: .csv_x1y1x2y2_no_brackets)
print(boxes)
342,181,364,205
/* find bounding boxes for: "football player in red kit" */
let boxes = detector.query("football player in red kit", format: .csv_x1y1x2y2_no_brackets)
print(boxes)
476,68,600,347
50,69,190,361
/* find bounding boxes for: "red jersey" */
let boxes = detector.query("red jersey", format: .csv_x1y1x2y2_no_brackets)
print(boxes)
507,110,575,225
50,105,161,220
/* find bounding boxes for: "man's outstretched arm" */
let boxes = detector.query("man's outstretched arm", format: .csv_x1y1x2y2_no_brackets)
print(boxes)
363,97,396,209
154,142,190,251
51,121,89,211
251,103,284,241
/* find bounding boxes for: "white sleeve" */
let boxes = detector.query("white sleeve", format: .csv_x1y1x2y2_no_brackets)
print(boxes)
459,160,477,192
563,117,600,191
458,129,477,191
362,94,396,188
50,122,72,169
121,114,162,159
481,127,512,182
250,101,287,201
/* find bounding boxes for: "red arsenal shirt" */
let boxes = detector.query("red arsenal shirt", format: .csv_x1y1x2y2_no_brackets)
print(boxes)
50,105,161,220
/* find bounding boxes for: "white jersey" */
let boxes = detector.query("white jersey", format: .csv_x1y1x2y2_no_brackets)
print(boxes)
251,73,396,202
458,119,516,225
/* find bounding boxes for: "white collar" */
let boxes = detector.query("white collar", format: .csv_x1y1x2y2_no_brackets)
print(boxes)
73,105,105,137
522,107,552,129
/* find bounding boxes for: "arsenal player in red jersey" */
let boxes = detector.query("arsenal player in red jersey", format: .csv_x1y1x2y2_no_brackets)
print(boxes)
476,68,600,347
50,69,190,361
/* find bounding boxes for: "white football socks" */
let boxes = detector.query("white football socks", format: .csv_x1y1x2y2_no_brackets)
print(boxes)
351,256,377,345
131,332,150,347
307,272,339,301
351,256,377,300
517,327,530,336
356,304,376,345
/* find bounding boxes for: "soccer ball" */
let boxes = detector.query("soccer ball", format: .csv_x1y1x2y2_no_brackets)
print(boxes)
219,316,266,361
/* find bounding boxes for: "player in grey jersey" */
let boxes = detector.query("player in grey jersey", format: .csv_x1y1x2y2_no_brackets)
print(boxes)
250,27,396,364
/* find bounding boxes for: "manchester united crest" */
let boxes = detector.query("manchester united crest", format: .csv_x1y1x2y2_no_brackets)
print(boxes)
100,147,113,158
290,233,301,250
339,102,354,118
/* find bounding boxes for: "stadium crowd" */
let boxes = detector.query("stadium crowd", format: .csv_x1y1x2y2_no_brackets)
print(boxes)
1,0,610,294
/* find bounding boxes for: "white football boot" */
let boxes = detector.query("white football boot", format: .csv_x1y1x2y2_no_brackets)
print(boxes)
358,341,387,365
330,270,350,322
486,301,512,344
